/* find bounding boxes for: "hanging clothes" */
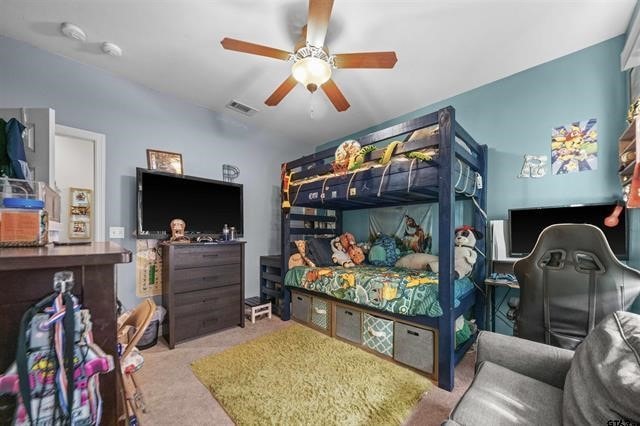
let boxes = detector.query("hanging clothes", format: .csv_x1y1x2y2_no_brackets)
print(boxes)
0,118,10,177
5,118,31,180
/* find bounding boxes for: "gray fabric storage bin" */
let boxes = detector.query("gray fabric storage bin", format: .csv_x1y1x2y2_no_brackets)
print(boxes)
394,322,435,374
335,305,362,344
291,292,311,323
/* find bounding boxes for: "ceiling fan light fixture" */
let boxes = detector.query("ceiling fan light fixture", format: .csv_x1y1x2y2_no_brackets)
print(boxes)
292,57,332,93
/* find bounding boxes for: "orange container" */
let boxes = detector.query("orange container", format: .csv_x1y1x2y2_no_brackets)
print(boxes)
0,209,48,247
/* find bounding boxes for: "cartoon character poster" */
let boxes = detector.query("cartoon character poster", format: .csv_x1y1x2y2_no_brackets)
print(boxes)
551,118,598,175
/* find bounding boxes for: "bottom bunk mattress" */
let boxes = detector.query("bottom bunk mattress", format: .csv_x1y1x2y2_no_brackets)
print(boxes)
284,265,475,317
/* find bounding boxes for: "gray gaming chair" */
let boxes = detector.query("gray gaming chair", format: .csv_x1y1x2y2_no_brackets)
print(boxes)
514,223,640,350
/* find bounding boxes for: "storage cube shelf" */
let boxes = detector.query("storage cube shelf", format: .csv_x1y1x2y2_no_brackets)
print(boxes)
291,290,438,380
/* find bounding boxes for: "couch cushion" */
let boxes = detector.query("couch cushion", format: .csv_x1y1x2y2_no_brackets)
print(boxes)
563,311,640,425
450,361,563,426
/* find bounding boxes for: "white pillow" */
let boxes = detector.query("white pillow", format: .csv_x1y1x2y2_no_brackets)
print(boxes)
395,253,439,270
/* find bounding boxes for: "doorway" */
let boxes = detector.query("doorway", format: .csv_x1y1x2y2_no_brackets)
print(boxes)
54,125,106,242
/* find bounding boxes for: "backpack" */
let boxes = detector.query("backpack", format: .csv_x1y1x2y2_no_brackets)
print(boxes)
0,271,114,425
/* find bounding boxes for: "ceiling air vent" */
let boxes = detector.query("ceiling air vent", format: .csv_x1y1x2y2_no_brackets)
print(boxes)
225,100,259,116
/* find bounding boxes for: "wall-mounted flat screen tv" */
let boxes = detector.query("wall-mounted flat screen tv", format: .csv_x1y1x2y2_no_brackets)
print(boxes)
136,168,243,239
509,202,628,259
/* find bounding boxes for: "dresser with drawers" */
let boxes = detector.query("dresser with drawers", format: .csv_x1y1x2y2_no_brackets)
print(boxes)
162,241,245,348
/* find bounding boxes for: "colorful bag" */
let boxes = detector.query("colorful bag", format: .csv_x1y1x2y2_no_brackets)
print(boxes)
0,271,114,425
368,234,399,267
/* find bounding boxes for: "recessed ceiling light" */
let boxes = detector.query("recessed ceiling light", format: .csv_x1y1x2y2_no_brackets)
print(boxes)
60,22,87,42
101,42,123,57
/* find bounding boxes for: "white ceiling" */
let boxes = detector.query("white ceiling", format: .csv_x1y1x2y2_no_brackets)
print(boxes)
0,0,636,148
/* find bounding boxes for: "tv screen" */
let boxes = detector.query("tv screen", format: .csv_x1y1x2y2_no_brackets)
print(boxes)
137,168,243,238
509,203,628,259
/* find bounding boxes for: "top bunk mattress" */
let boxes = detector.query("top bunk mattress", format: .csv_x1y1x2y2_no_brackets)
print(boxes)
284,265,475,317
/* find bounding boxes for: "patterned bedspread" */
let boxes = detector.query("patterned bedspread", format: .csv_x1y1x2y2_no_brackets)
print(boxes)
285,265,475,317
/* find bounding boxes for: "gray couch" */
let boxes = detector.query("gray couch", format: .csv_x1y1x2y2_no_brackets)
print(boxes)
445,311,640,426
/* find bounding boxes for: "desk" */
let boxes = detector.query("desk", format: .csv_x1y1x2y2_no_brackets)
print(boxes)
485,278,519,332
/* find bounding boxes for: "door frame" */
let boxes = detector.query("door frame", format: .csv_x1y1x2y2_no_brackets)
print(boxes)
55,125,106,242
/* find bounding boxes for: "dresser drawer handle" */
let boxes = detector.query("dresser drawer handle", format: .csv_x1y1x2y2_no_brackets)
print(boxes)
407,330,420,337
345,311,353,316
202,276,219,281
203,254,219,258
313,307,327,315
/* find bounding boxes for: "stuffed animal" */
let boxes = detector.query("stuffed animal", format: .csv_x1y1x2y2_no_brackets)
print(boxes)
368,234,399,267
330,237,355,267
333,140,361,174
339,232,365,265
454,225,483,278
288,240,316,269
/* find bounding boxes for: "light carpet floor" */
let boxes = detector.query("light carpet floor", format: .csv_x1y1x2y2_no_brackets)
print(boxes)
191,324,430,425
137,318,475,425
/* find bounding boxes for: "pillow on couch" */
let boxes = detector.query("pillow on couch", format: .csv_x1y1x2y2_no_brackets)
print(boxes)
306,238,334,267
395,253,439,271
562,311,640,424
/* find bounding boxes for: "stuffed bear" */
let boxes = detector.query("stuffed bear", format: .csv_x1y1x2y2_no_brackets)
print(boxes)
339,232,365,265
454,225,483,278
331,237,355,267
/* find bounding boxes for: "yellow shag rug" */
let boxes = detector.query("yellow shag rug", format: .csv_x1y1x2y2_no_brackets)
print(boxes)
191,324,430,425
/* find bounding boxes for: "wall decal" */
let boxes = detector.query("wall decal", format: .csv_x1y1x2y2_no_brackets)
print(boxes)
518,155,548,178
551,118,598,175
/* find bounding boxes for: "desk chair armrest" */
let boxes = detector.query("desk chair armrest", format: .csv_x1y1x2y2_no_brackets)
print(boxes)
476,331,573,389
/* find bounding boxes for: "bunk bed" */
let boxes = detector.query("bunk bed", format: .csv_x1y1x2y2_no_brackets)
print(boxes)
279,106,488,391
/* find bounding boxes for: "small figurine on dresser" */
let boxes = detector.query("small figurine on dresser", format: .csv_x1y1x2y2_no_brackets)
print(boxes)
169,218,190,243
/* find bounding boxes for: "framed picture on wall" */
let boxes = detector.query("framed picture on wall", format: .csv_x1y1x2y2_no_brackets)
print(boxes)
69,187,91,239
146,149,183,174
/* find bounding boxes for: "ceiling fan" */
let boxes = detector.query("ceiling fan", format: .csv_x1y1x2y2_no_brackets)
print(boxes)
220,0,397,112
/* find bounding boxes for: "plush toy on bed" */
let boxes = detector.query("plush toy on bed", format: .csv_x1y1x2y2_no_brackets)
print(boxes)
454,225,483,278
288,240,316,269
331,237,355,267
339,232,365,265
368,234,400,267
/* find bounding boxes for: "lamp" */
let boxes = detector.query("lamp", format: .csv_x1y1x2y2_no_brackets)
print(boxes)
292,57,332,93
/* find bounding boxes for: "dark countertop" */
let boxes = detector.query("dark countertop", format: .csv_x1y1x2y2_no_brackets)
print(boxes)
0,242,132,271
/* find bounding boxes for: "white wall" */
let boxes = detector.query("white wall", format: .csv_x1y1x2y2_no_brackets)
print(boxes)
0,36,307,308
54,134,95,241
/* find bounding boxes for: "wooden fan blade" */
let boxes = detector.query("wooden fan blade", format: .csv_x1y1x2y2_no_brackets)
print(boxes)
306,0,334,47
221,38,291,61
333,52,398,68
265,75,298,106
321,79,350,112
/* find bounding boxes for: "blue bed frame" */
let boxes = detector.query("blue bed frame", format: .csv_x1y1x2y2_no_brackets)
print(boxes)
280,106,488,391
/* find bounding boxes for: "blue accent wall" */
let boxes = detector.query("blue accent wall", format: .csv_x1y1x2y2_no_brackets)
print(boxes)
320,36,638,269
